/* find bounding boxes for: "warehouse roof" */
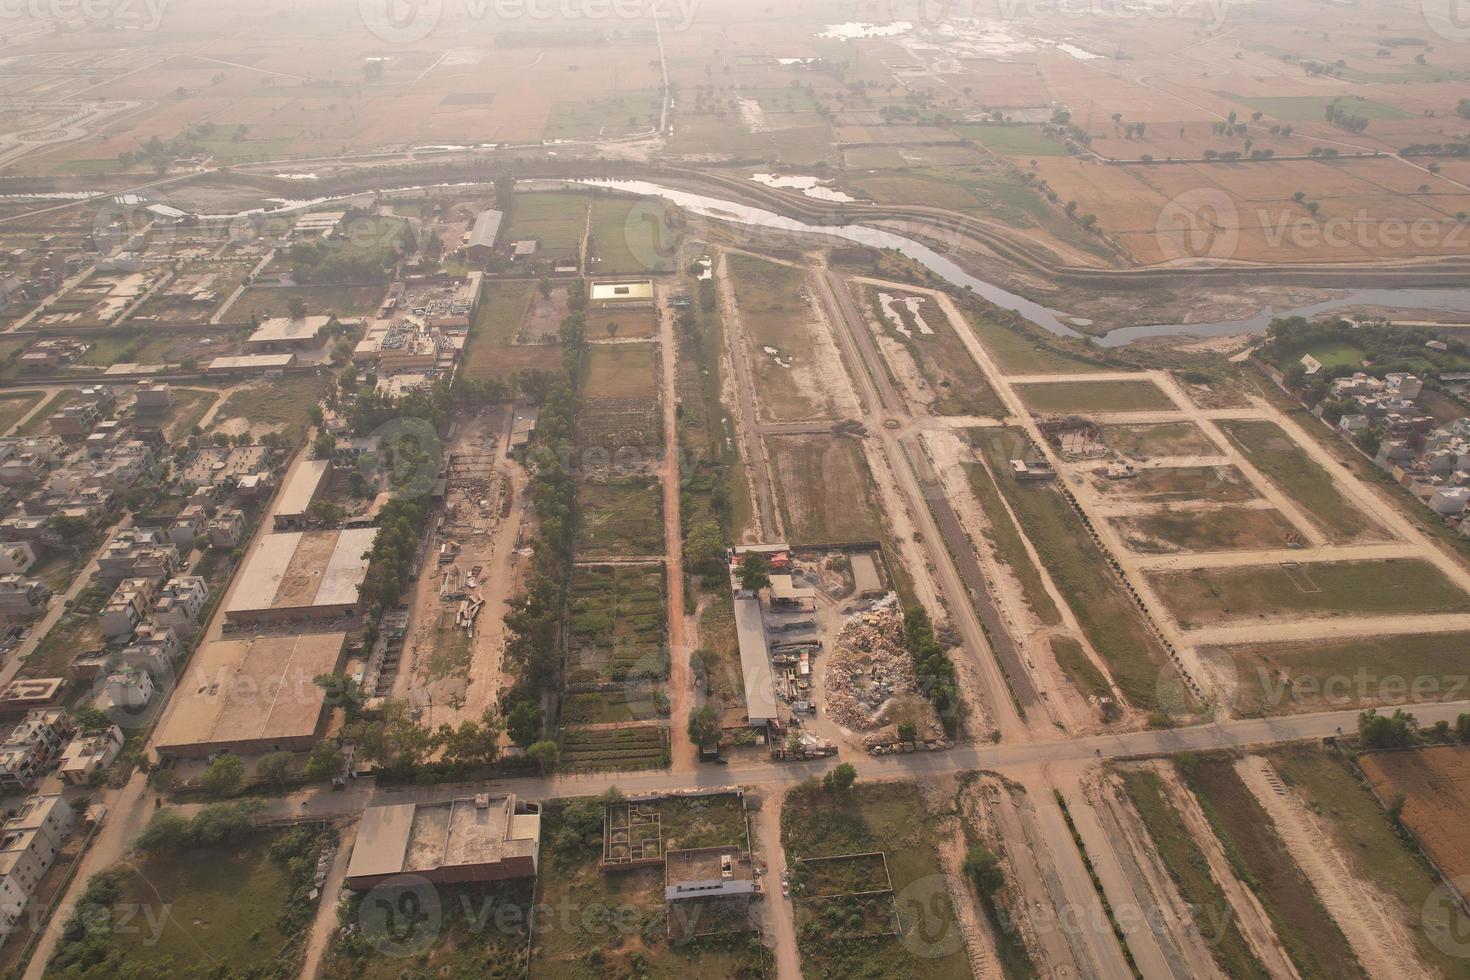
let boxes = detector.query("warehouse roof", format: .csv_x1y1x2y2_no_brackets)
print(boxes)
733,594,780,723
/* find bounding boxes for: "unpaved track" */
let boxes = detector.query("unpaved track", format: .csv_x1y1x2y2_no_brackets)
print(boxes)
714,249,779,538
1182,611,1470,647
657,285,696,773
1149,761,1300,979
1234,756,1432,980
755,791,802,980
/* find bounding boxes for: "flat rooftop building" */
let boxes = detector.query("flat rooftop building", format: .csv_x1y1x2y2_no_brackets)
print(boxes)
152,632,347,758
206,353,297,376
273,458,331,530
733,594,780,726
246,315,331,352
224,528,377,625
346,794,541,890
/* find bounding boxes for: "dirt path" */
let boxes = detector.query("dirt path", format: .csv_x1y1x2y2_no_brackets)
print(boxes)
656,284,695,773
714,248,779,539
1182,611,1470,647
1150,760,1299,979
754,790,802,980
1233,756,1433,980
300,820,357,979
928,776,1004,979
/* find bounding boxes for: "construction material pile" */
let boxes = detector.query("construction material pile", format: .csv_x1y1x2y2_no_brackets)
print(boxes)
823,596,922,731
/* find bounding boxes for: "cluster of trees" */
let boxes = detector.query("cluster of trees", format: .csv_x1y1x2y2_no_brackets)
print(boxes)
342,701,502,780
1324,102,1371,134
347,378,454,434
136,800,261,853
1358,708,1470,748
1458,98,1470,121
289,211,412,283
357,496,430,615
500,312,588,732
1400,142,1470,157
902,606,958,733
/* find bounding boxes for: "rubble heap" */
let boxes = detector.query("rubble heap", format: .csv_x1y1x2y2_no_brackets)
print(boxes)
823,596,921,731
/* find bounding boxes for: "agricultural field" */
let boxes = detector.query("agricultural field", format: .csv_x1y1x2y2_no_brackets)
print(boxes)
1014,379,1175,414
766,434,883,546
1219,420,1382,543
781,781,971,980
973,428,1176,711
859,286,1002,417
964,460,1062,626
1209,631,1470,715
505,190,588,267
462,279,551,380
588,195,675,275
531,796,762,977
1101,422,1218,460
584,343,657,400
577,477,663,557
954,124,1069,158
1360,746,1470,906
566,563,667,686
1149,559,1470,628
557,727,670,773
1109,507,1300,554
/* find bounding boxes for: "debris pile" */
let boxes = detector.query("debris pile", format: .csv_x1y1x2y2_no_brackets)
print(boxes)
823,597,920,731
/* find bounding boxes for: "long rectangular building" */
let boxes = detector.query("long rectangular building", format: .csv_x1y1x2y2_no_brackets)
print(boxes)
152,632,347,758
346,795,541,891
733,594,780,726
224,527,377,625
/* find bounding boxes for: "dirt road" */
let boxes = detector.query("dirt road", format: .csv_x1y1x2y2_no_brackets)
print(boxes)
714,249,779,539
657,286,696,772
300,821,357,979
754,791,802,980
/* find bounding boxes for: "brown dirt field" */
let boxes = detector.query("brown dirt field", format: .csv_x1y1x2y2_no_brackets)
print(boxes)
1360,745,1470,900
585,344,656,400
1109,507,1299,554
1089,465,1259,503
766,434,884,546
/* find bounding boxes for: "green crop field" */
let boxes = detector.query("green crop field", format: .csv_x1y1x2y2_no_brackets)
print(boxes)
1015,379,1175,414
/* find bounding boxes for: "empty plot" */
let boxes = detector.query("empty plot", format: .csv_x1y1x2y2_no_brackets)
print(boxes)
1150,559,1470,628
577,477,663,556
1091,465,1259,504
729,254,840,422
862,286,1002,417
1015,379,1174,414
964,310,1106,375
766,434,883,545
584,343,656,399
588,196,674,274
1219,420,1380,543
1102,422,1218,460
505,190,587,265
1111,508,1300,554
1208,631,1470,716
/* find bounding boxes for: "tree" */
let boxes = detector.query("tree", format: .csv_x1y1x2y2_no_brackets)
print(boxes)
1358,708,1417,748
201,754,244,797
897,721,918,744
304,739,344,781
685,520,727,577
287,296,308,320
134,810,191,853
528,740,559,775
49,514,94,547
823,762,857,792
688,705,721,748
256,751,293,790
71,706,112,733
736,552,771,592
962,846,1005,896
506,700,544,748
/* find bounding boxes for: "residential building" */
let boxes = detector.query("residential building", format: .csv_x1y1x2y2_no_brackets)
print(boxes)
57,726,124,785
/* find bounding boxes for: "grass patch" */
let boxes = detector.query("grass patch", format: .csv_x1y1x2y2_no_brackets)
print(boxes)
587,195,674,274
577,477,663,556
584,343,656,399
506,190,587,265
543,90,662,141
557,727,670,772
469,278,537,347
1092,465,1258,503
964,461,1061,625
767,434,883,545
862,286,1002,417
16,388,77,436
1218,419,1376,543
1222,94,1414,122
1118,769,1270,979
726,254,831,422
972,428,1173,711
1014,379,1174,414
782,781,971,980
954,124,1068,157
962,308,1107,375
212,374,327,440
1101,422,1218,460
1110,507,1300,554
1179,753,1366,978
1150,558,1470,628
1209,631,1470,715
567,563,667,684
0,390,43,435
1049,636,1112,703
224,284,386,322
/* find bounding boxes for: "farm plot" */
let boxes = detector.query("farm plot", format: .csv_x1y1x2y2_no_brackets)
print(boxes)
1014,379,1175,414
962,307,1107,376
532,798,765,978
505,190,588,266
1109,507,1300,554
1209,631,1470,716
781,781,971,980
577,477,663,557
585,342,657,399
1178,754,1366,979
1149,559,1470,629
558,727,670,773
972,428,1177,711
766,434,884,546
859,285,1002,417
1101,422,1218,460
1089,465,1260,504
1218,420,1381,543
566,564,667,685
462,279,547,381
587,195,676,275
1359,746,1470,906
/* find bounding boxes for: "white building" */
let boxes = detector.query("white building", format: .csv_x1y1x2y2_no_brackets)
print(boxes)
0,711,67,792
0,793,75,944
57,726,124,786
151,576,208,631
